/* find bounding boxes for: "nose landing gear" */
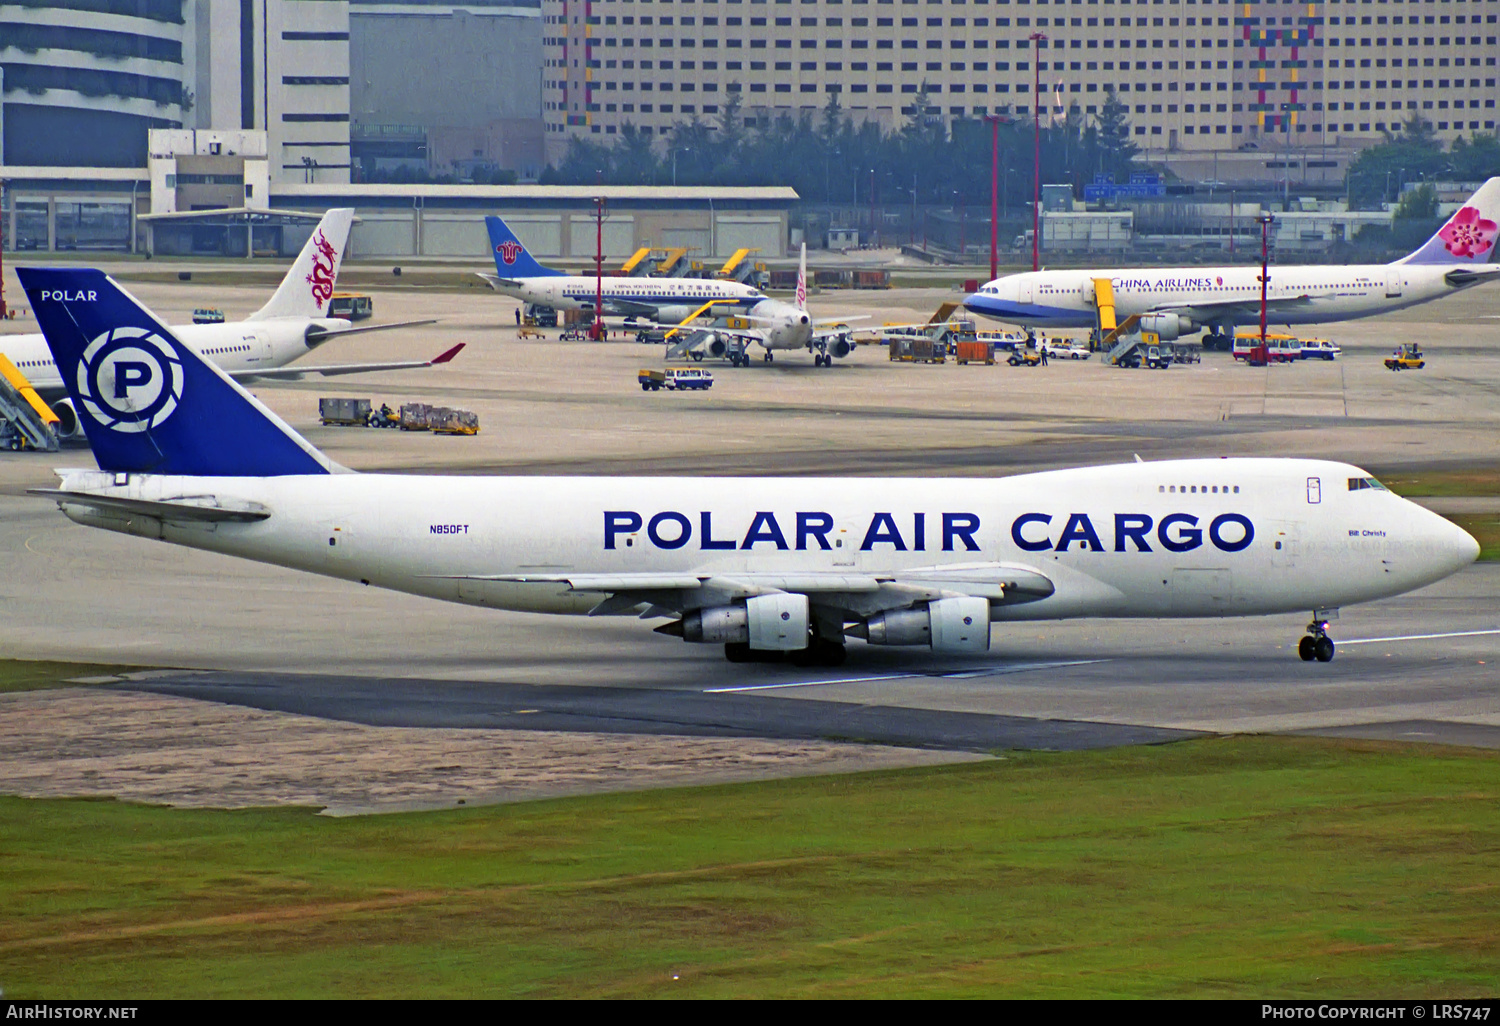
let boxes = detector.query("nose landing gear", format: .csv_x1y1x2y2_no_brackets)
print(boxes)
1298,614,1337,662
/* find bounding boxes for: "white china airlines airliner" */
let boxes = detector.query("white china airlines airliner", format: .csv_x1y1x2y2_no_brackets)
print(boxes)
965,177,1500,348
1,208,456,441
19,268,1479,667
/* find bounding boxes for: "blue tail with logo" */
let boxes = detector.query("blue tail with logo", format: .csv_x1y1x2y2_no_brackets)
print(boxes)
17,267,334,477
485,216,564,279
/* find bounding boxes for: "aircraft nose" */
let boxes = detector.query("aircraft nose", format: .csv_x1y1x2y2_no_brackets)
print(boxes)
1427,511,1481,575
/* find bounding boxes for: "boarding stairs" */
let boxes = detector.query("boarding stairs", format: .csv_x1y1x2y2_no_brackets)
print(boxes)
0,355,59,451
714,248,767,287
619,247,655,277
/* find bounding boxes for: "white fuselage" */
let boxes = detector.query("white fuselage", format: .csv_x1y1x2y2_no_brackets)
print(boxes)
2,317,350,401
965,262,1498,331
496,275,765,319
51,458,1476,626
743,297,813,351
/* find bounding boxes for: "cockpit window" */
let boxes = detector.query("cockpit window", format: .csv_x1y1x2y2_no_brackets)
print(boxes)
1348,477,1389,492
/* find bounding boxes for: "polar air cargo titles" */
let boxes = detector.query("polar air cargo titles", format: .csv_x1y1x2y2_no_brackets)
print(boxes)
478,215,765,324
0,208,456,441
965,177,1500,347
17,268,1480,667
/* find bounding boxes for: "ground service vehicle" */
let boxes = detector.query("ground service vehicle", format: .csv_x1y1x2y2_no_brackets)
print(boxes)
1042,340,1091,360
328,293,373,321
1008,349,1043,367
1233,335,1302,363
639,369,667,391
1301,339,1341,360
1385,343,1426,371
665,367,713,390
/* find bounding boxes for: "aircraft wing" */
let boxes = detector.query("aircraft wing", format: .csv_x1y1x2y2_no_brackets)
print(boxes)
1147,294,1319,322
304,318,438,343
28,489,271,523
427,563,1055,617
231,344,464,382
477,272,520,289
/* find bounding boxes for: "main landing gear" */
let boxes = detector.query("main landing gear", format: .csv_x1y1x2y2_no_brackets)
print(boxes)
1298,612,1337,662
763,350,774,363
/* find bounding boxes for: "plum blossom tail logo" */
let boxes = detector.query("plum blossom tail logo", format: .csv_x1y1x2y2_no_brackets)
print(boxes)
76,326,184,434
1439,206,1498,260
496,239,523,265
796,270,806,309
306,229,338,308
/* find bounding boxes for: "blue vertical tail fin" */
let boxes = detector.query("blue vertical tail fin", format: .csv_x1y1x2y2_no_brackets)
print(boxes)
18,267,336,477
485,216,564,278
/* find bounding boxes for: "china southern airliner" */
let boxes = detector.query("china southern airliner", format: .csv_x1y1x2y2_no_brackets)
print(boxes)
965,177,1500,349
17,267,1479,667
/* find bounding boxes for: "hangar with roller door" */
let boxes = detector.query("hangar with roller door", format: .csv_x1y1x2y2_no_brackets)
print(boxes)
272,184,797,263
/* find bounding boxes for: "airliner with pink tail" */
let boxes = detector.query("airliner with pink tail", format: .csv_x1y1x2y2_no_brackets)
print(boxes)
965,178,1500,349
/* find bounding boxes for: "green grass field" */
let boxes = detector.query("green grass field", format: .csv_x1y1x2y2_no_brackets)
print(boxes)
2,737,1496,998
0,660,140,694
1381,468,1500,498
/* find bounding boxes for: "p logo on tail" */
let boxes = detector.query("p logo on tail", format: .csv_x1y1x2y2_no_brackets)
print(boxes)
19,268,334,477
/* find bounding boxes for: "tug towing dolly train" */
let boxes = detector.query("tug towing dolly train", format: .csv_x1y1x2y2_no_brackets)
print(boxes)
18,268,1480,668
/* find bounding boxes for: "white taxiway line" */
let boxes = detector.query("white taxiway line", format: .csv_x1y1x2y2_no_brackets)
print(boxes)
703,659,1108,693
1338,628,1500,646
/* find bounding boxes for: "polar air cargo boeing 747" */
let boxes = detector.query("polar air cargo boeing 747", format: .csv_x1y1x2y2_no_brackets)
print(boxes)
1,209,456,441
18,267,1479,666
965,177,1500,348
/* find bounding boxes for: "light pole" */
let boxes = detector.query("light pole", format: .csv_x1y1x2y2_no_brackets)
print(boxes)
1030,32,1046,271
673,147,690,187
1257,210,1274,343
985,113,1001,280
868,168,877,248
910,174,918,248
593,196,607,342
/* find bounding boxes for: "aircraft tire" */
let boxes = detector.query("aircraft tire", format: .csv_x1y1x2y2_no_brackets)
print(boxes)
725,642,752,662
1298,636,1316,661
1314,636,1335,663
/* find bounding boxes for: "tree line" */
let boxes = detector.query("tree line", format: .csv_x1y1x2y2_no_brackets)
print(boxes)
539,89,1143,207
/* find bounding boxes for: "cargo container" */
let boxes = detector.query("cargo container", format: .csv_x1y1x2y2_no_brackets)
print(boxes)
431,409,480,435
398,402,434,431
855,270,891,289
319,397,371,426
768,270,799,290
887,337,945,364
953,340,996,365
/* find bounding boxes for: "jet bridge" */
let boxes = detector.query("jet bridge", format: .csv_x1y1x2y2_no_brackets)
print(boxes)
0,355,59,451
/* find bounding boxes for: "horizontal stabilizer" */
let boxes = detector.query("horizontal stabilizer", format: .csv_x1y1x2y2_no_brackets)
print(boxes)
28,488,271,523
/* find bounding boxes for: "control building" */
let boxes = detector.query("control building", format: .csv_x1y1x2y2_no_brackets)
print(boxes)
541,0,1499,163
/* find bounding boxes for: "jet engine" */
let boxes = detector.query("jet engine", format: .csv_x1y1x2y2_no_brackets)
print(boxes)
673,593,811,651
50,399,84,441
851,597,990,654
697,333,728,359
826,336,852,360
657,306,692,324
1138,313,1195,340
